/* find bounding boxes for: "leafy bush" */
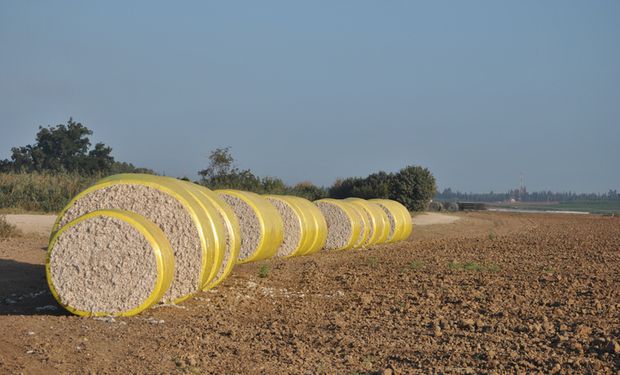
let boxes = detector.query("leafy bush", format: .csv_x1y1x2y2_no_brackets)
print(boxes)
0,118,154,176
328,166,436,211
289,181,327,201
198,147,326,198
389,166,436,212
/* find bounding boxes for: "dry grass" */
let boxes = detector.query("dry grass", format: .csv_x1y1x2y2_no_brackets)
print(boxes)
0,215,20,238
0,172,99,213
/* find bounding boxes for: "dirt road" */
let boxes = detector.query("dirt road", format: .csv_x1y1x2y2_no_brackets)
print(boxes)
3,215,56,237
3,211,460,238
1,212,619,374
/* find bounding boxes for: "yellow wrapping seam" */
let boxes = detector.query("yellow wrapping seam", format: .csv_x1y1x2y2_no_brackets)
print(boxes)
370,199,413,241
346,198,391,245
186,183,241,290
392,200,413,240
46,209,174,317
369,201,391,244
369,199,408,242
288,196,327,255
216,189,284,263
345,202,371,248
176,181,231,289
51,174,215,304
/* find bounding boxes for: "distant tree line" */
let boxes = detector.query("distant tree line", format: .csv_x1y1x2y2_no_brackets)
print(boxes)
0,118,153,175
436,188,620,202
196,147,328,201
0,119,437,212
199,147,436,211
327,167,436,211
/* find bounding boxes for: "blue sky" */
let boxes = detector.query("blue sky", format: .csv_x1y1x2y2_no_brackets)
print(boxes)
1,1,618,192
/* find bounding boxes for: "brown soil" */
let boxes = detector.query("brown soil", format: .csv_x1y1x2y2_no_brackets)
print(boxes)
1,212,619,374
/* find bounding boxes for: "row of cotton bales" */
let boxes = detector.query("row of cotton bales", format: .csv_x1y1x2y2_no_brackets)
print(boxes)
46,174,412,317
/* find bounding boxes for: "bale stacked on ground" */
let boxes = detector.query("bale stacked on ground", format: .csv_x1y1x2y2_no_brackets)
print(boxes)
346,202,370,248
47,172,413,318
216,189,284,263
286,196,328,255
179,181,241,290
369,199,413,241
345,198,391,245
51,174,227,304
313,199,362,251
47,209,174,317
264,195,328,257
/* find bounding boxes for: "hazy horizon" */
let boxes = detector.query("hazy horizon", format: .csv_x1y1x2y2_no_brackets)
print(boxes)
1,1,618,194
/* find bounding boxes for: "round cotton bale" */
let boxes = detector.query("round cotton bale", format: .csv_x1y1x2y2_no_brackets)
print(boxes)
286,196,327,255
346,198,391,245
368,199,402,242
344,201,370,249
370,199,413,241
265,195,311,258
216,190,284,263
179,182,241,290
52,174,223,304
47,209,174,317
313,199,361,251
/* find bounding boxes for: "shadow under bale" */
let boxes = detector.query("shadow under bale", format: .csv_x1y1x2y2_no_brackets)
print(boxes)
0,259,65,316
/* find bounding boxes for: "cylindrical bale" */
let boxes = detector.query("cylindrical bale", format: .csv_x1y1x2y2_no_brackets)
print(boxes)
264,195,313,258
216,189,284,263
179,181,241,290
313,199,362,251
344,201,370,248
286,196,327,255
47,209,174,317
369,199,413,241
346,198,391,245
51,174,225,304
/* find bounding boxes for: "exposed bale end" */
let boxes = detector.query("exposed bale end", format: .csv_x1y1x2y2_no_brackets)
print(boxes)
369,199,413,241
314,199,361,251
52,174,219,304
180,182,240,290
216,190,283,263
47,209,174,317
265,196,304,257
287,196,327,255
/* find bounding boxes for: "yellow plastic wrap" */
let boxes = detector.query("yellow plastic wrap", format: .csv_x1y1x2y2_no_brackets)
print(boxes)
287,196,327,255
216,189,284,263
344,201,371,248
313,198,362,251
369,199,413,241
178,181,241,290
346,198,390,245
265,195,314,257
46,209,174,317
51,174,223,303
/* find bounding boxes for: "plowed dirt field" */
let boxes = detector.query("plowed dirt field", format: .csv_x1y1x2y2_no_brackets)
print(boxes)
1,212,619,374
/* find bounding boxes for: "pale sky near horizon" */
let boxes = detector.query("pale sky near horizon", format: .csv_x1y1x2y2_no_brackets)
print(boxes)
1,1,618,193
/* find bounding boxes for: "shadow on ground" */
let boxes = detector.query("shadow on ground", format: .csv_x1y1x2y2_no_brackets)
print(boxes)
0,259,65,316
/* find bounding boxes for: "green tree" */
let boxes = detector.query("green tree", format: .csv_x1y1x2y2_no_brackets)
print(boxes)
328,172,391,199
290,181,327,201
198,147,235,181
389,165,436,211
198,147,262,191
0,118,116,174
